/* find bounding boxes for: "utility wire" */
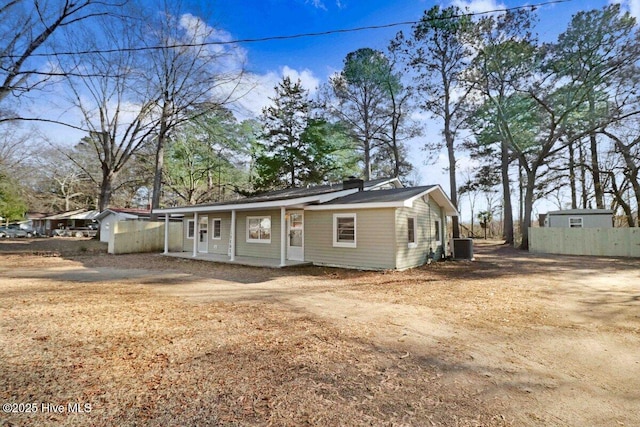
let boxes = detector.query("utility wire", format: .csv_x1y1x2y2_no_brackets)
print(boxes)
0,0,572,59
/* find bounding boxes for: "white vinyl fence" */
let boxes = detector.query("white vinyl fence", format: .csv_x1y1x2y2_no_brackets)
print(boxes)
529,227,640,257
108,220,183,255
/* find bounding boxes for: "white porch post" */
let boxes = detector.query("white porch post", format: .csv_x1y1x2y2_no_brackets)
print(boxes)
230,210,236,261
280,206,286,267
163,214,169,254
192,212,198,257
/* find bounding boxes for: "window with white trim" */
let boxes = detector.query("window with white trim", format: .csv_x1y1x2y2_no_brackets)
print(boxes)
407,217,417,248
247,216,271,243
333,213,356,248
434,220,441,243
187,220,195,239
212,218,222,239
569,217,583,228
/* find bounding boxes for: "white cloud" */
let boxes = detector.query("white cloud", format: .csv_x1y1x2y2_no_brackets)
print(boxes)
306,0,327,10
305,0,345,10
231,67,321,119
177,13,247,71
450,0,506,14
281,66,321,93
611,0,640,21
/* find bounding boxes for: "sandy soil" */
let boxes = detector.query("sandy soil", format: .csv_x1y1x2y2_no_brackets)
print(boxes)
0,238,638,426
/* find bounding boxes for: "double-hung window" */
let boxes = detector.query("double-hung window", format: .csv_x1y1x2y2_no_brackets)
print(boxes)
407,217,417,248
187,220,195,239
212,218,222,239
247,216,271,243
333,213,356,248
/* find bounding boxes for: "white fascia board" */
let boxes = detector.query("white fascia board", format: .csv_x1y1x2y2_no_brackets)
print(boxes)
153,188,360,215
401,186,459,216
417,186,459,216
305,201,405,211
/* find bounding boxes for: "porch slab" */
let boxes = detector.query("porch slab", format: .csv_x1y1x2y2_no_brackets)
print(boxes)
162,252,310,268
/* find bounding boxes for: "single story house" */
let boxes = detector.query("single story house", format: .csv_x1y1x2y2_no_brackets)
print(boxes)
543,209,613,228
153,178,458,270
32,209,100,236
95,208,151,243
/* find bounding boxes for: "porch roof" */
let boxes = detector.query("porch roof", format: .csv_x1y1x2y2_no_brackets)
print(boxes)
153,177,401,216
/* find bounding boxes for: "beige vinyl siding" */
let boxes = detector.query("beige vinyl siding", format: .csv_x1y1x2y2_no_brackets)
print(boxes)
181,214,230,254
209,213,231,255
305,209,396,270
182,215,194,252
235,209,282,259
395,196,445,270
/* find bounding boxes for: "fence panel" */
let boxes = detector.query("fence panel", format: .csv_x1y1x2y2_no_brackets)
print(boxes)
109,220,183,255
529,228,640,257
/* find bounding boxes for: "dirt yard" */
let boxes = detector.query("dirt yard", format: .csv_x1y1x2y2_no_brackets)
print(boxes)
1,238,639,426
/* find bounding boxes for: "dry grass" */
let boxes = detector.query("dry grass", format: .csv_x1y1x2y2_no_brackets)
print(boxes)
1,238,639,426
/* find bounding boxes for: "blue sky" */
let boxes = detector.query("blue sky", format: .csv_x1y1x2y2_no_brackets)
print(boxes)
32,0,640,219
202,1,639,207
210,0,632,82
194,0,639,122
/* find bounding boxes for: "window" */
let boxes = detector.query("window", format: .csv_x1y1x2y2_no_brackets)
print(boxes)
187,220,195,239
569,217,583,228
212,218,222,239
333,213,356,248
247,216,271,243
407,217,417,248
434,220,441,243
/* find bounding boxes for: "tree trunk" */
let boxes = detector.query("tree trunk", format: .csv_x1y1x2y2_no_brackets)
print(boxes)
579,141,588,208
520,169,536,250
501,140,514,244
590,132,604,209
98,168,115,211
363,139,371,181
568,141,577,209
151,135,164,215
589,97,604,208
151,104,171,218
445,123,460,238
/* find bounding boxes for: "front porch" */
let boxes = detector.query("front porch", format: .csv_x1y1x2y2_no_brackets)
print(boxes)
163,251,310,268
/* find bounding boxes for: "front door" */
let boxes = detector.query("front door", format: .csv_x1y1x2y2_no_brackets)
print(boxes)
287,211,304,261
198,216,208,253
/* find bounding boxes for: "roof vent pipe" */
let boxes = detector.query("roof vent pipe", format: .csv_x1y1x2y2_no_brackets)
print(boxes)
343,176,364,191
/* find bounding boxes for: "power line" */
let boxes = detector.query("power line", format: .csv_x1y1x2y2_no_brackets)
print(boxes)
1,0,571,59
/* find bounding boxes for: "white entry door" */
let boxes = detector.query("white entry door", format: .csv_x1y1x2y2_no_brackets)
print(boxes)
287,211,304,261
198,216,208,253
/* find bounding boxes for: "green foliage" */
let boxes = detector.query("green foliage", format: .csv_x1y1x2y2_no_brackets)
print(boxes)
0,173,26,222
163,108,250,205
255,77,358,190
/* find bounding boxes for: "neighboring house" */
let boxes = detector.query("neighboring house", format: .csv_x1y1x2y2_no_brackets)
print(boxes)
95,208,151,243
25,212,50,235
32,209,100,236
543,209,613,228
153,178,458,270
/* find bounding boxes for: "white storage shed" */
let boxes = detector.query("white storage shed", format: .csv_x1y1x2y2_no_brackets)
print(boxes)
544,209,613,228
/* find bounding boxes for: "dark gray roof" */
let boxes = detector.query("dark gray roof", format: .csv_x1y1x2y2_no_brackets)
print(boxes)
547,209,613,215
321,186,436,205
187,177,397,208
